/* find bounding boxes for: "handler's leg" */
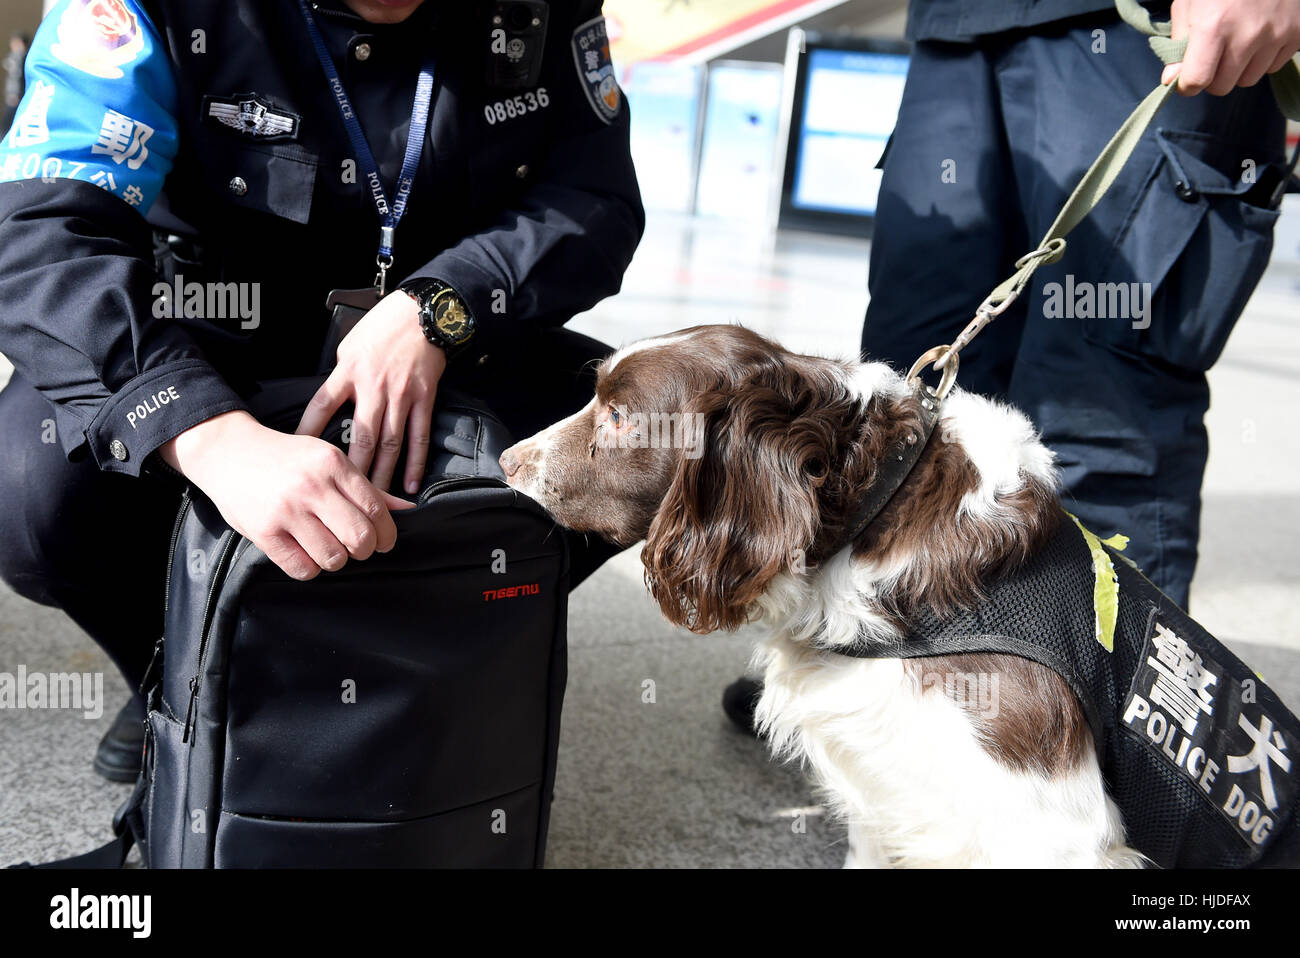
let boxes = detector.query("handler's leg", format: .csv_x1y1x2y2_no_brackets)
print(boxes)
998,14,1285,607
862,38,1030,396
0,373,182,777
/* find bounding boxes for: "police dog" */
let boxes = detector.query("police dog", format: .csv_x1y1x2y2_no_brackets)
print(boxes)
498,324,1299,868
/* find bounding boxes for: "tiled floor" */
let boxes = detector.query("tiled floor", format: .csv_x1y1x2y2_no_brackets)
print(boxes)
1,211,1297,868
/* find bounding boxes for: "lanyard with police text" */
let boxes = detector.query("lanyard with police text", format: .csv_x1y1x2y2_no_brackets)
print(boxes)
297,0,434,295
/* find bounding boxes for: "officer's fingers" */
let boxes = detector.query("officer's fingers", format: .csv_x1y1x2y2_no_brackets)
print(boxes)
1268,48,1297,76
403,395,434,496
262,531,321,582
1239,44,1282,89
368,398,410,494
296,372,351,438
1161,2,1190,88
332,468,400,554
1176,29,1226,95
315,491,379,562
292,515,350,575
1168,0,1187,39
1206,32,1255,96
347,398,384,477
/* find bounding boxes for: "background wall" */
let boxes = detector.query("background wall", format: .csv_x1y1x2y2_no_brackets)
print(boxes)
0,0,44,75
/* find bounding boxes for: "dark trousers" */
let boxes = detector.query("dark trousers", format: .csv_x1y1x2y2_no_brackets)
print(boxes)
863,13,1285,608
0,327,618,690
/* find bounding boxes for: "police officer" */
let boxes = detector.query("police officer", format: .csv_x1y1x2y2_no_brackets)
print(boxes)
725,0,1299,734
0,0,643,780
864,0,1294,608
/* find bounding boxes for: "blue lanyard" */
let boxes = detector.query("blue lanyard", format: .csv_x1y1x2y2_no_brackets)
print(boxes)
296,0,434,293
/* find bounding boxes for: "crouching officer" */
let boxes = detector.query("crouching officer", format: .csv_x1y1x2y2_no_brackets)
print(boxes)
0,0,643,780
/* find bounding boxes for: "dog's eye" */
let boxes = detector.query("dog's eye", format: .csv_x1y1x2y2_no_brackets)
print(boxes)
609,406,621,425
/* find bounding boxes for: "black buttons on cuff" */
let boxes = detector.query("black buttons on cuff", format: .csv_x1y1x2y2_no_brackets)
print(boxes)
229,176,248,197
109,439,128,462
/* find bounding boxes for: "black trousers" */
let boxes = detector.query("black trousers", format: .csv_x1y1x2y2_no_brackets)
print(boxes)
0,327,619,691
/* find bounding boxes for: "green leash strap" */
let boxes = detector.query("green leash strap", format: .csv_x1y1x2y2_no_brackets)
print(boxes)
931,0,1300,373
983,79,1178,309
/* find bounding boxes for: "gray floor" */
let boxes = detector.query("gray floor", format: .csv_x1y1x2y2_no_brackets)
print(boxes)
2,212,1298,867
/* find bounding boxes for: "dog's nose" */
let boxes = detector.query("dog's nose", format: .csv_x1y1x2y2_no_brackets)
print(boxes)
500,447,522,478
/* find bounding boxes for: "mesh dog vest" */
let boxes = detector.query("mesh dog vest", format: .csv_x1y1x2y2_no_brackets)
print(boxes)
841,513,1300,868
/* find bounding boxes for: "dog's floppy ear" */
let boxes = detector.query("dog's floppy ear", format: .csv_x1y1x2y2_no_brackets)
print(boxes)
642,383,833,633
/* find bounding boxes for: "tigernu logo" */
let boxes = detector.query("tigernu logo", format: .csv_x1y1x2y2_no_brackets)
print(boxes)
482,583,541,602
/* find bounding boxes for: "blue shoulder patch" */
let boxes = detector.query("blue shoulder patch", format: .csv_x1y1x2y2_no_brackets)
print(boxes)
0,0,179,214
571,15,621,125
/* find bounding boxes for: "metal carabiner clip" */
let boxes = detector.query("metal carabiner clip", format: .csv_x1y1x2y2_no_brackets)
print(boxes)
374,253,393,297
907,344,960,401
935,290,1019,370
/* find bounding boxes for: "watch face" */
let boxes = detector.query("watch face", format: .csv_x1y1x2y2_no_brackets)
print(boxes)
430,289,473,345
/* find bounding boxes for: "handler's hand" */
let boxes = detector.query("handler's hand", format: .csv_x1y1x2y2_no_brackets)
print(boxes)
296,290,446,495
161,411,413,581
1162,0,1300,95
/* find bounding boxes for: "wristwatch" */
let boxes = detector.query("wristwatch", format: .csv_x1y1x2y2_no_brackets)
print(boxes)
399,277,476,358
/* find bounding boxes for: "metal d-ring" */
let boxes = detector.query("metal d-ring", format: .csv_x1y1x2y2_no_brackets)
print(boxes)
907,344,959,400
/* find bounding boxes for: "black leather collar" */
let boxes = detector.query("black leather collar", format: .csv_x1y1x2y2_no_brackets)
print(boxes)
830,384,942,554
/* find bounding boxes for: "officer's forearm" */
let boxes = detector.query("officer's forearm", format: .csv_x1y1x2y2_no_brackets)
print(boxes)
0,180,249,474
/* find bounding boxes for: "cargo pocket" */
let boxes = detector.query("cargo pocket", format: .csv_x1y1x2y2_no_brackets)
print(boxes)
142,709,190,869
1085,127,1282,372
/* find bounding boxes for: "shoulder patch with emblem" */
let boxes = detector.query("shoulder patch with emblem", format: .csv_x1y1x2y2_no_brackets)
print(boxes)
571,15,620,124
203,93,300,141
49,0,146,80
1121,609,1299,854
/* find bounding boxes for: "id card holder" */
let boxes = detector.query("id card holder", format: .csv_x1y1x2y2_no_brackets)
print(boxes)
318,287,381,374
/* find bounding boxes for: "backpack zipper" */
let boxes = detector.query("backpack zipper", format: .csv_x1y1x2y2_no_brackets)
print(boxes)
162,488,194,615
416,475,503,505
140,489,194,706
182,532,241,744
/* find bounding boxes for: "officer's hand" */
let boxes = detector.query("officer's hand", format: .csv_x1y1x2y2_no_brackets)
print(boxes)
161,411,413,581
296,291,446,496
1162,0,1300,96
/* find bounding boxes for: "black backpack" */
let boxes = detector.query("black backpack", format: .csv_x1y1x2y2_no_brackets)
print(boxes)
23,377,569,869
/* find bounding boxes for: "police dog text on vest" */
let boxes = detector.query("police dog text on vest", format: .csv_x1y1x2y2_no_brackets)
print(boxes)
126,386,180,430
50,889,151,939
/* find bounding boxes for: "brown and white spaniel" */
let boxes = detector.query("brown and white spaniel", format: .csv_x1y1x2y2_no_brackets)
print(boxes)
499,324,1144,867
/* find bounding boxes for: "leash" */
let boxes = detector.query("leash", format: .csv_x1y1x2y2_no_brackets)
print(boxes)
910,0,1300,383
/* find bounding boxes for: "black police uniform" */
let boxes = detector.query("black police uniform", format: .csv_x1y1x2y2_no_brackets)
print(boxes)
0,0,644,689
863,0,1286,608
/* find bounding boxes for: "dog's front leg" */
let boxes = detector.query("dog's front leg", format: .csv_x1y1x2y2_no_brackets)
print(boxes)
844,823,889,868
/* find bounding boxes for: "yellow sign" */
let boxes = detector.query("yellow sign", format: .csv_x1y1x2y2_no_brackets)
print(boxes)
604,0,851,65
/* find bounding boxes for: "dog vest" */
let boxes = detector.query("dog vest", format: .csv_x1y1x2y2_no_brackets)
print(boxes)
838,512,1300,868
